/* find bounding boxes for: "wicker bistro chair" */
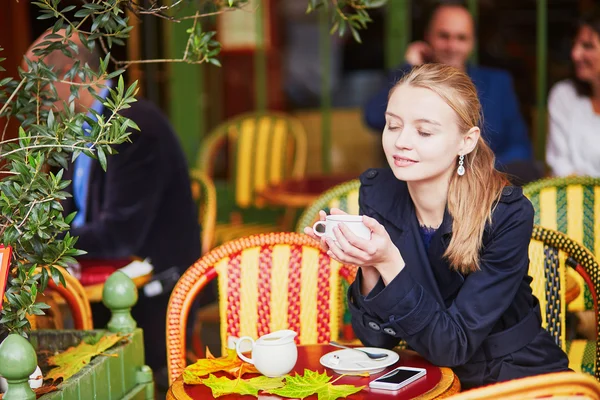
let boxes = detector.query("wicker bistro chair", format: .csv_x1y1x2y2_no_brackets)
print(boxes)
34,266,93,330
528,226,600,379
197,112,308,245
445,371,600,400
295,179,361,233
295,179,360,341
189,169,217,255
166,232,357,383
523,176,600,313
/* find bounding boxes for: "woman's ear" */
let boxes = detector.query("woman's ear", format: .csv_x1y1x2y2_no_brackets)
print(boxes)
460,126,480,156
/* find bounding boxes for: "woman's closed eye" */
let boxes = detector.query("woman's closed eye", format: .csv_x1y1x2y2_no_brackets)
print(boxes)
387,124,401,131
418,130,432,137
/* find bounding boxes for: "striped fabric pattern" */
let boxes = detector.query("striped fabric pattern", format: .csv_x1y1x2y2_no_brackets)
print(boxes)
524,177,600,312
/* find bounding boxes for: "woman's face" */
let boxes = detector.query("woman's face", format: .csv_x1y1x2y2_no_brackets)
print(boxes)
572,24,600,83
382,84,475,184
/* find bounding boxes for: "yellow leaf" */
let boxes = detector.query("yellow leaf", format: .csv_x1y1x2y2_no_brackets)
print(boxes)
201,374,285,397
183,348,259,384
44,333,124,383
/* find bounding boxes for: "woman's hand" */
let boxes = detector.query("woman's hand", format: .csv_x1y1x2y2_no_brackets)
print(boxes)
326,215,405,285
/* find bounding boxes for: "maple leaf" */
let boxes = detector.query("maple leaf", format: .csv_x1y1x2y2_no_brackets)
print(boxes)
266,369,364,400
44,333,124,383
200,374,285,397
183,348,259,384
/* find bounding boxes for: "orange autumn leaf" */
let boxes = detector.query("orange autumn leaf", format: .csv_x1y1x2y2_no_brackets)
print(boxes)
44,333,124,383
183,348,259,384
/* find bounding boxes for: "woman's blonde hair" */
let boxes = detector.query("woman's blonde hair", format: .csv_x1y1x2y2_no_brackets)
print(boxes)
392,63,510,274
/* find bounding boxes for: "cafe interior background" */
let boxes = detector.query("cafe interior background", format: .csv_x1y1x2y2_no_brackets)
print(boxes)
1,0,600,398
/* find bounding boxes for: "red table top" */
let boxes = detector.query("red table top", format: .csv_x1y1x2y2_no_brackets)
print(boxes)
168,345,458,400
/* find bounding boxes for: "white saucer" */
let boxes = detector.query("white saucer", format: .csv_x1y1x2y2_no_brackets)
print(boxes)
319,348,399,374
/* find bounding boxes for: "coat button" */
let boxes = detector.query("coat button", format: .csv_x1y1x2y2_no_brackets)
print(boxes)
502,187,513,196
383,327,397,336
368,321,381,331
366,169,378,179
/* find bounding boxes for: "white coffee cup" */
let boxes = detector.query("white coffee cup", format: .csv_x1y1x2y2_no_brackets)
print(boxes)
312,215,371,241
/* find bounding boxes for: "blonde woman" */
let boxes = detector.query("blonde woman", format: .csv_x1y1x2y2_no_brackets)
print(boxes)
305,64,569,389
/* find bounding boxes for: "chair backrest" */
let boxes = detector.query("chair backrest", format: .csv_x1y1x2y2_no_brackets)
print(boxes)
295,179,361,233
190,169,217,255
37,266,93,330
444,371,600,400
528,226,600,379
524,176,600,311
166,232,356,383
198,112,307,210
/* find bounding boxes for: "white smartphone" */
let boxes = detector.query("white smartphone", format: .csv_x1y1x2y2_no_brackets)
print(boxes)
368,366,427,391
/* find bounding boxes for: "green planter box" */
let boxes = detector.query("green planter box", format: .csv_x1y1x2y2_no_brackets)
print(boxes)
0,271,154,400
33,329,153,400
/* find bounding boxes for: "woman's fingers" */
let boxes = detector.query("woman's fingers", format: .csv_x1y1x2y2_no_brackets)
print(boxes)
324,238,364,265
333,225,371,261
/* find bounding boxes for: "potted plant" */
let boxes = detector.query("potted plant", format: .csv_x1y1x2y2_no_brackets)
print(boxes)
0,1,382,398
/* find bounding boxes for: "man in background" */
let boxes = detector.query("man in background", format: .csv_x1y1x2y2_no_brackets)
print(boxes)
24,30,202,386
364,2,535,176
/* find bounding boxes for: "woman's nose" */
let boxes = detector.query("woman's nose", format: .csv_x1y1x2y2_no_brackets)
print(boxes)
394,131,413,150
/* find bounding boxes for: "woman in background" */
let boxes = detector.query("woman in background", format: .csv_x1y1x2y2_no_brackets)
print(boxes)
547,9,600,176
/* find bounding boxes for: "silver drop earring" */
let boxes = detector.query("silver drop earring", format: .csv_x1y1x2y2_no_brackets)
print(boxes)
457,155,465,176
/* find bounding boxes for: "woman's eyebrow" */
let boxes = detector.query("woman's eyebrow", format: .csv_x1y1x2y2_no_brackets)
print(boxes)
415,118,442,126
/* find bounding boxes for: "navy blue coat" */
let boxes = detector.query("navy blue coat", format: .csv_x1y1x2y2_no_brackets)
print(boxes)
363,64,532,167
348,168,569,389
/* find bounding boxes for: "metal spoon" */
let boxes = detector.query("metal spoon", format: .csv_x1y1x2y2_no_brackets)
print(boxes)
329,341,389,360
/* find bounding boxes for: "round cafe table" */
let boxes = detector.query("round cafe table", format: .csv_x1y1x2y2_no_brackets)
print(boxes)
167,345,460,400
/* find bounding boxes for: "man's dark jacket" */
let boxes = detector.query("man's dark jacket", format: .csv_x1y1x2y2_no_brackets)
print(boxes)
62,98,201,371
63,98,201,274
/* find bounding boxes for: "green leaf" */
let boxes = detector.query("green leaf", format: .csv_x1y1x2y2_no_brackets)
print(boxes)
201,375,284,398
97,147,107,171
266,370,364,400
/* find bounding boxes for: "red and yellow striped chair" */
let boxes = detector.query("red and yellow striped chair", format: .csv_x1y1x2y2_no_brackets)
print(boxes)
197,113,307,244
165,232,357,383
528,226,600,379
295,179,361,341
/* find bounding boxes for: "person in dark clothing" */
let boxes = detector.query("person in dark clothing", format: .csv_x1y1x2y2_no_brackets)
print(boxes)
306,63,569,389
24,30,203,382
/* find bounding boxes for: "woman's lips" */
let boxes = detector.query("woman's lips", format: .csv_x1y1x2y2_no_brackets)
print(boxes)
393,155,418,167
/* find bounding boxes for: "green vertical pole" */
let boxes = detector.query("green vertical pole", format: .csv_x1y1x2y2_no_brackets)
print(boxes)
385,0,410,70
467,0,478,65
536,0,547,161
254,0,267,112
167,0,204,164
319,7,332,173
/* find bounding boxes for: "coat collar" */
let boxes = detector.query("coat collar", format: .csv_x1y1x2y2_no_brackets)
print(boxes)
360,168,454,237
